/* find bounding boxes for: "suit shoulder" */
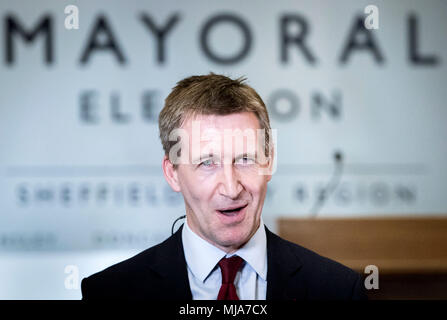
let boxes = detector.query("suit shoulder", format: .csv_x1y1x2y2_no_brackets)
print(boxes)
91,242,161,276
268,231,366,299
81,240,167,299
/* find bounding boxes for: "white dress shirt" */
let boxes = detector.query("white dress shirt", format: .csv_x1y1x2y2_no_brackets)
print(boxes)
181,218,268,300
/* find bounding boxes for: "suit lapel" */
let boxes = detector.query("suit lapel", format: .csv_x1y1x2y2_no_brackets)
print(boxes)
143,224,305,300
265,226,306,300
147,224,193,300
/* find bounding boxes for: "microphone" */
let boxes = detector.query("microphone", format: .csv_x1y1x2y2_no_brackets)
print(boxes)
171,215,186,235
309,150,344,218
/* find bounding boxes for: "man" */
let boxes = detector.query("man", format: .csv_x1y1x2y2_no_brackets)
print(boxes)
81,74,367,300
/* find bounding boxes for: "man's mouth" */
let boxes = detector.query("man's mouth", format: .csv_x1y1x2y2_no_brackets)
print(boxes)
217,204,248,216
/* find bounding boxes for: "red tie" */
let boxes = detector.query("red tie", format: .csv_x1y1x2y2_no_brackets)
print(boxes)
217,255,244,300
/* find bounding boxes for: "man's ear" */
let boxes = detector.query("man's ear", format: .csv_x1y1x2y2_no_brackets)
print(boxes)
162,155,181,192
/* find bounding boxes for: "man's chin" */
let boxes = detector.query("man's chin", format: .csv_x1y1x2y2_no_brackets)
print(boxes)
214,231,251,251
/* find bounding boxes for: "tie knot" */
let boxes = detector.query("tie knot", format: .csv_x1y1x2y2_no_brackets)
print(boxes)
218,255,244,284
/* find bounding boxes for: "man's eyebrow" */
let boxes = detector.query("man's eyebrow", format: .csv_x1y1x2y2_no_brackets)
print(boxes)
191,153,217,163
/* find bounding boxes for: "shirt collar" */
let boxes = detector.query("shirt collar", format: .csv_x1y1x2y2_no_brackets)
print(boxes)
182,217,267,283
230,220,267,281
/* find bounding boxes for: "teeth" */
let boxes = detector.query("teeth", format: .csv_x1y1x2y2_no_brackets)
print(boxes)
220,210,239,216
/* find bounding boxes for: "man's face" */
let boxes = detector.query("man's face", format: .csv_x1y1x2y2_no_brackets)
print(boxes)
163,112,273,253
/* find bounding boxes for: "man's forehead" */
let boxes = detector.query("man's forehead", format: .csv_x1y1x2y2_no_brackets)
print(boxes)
177,112,262,159
180,112,261,131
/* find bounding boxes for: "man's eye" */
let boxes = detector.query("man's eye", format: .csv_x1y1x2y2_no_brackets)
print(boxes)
236,157,255,165
201,159,214,167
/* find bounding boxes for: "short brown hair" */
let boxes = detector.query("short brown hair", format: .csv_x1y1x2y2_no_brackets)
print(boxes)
158,73,271,162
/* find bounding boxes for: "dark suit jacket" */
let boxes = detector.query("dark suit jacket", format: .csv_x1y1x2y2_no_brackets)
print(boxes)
81,225,367,300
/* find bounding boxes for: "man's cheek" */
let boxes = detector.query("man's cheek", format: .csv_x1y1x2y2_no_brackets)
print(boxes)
245,176,266,191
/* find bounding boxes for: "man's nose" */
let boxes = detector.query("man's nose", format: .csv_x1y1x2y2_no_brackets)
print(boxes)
218,165,243,199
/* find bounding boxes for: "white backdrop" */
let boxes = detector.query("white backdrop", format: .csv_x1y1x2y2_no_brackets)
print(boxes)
0,0,446,298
